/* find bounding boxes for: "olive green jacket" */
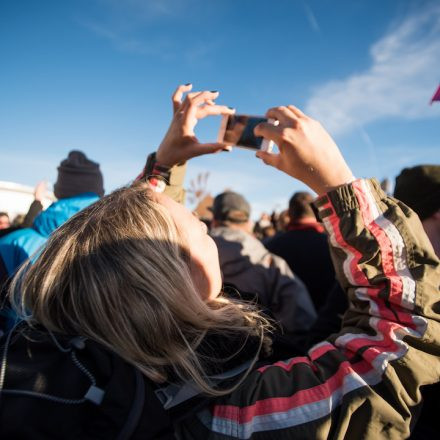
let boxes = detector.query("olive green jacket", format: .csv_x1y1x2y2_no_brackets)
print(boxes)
173,178,440,439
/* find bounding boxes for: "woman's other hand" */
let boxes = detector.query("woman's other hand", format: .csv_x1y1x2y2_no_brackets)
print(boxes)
254,106,354,195
156,84,235,167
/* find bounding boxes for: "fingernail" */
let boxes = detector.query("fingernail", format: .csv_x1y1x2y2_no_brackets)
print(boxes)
222,146,232,152
185,83,191,86
228,106,235,110
211,90,218,93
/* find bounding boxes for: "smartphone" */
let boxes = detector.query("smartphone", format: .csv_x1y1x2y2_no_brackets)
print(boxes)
218,114,277,152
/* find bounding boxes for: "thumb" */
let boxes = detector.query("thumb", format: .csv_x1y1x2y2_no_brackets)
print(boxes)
255,150,280,169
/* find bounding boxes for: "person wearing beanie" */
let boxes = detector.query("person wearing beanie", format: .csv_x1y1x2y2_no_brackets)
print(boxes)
209,191,316,334
394,165,440,257
54,150,104,199
0,151,103,329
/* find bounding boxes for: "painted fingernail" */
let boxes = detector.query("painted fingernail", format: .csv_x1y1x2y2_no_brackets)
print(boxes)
228,106,235,110
185,83,191,86
211,90,218,93
222,146,232,152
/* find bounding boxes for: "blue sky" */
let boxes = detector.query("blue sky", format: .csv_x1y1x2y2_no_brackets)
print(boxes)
1,0,439,218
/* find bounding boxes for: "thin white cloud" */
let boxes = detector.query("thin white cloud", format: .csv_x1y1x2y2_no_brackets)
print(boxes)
78,19,175,57
77,0,216,62
357,125,381,178
302,1,320,33
305,4,440,136
94,0,186,23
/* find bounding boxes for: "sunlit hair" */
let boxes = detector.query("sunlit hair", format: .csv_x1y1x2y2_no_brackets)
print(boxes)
10,182,272,396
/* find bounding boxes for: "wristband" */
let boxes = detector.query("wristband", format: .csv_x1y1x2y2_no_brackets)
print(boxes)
145,153,172,182
137,152,171,193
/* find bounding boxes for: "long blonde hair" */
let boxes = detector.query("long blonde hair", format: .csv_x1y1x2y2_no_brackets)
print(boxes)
10,182,271,396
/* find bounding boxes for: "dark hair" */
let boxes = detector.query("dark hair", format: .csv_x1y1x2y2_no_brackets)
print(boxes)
288,192,315,219
0,212,9,219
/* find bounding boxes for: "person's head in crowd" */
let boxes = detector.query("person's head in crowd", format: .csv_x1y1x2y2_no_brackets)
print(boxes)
0,212,10,230
12,182,270,396
54,150,104,200
394,165,440,257
0,154,103,283
258,212,272,229
261,225,276,240
289,191,315,221
211,191,253,234
276,209,290,231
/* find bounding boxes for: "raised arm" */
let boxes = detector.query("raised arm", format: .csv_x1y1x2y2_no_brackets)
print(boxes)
137,84,234,203
21,181,47,228
182,106,440,439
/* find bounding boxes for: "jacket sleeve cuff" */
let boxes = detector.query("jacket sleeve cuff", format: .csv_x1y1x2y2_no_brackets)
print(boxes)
313,178,386,221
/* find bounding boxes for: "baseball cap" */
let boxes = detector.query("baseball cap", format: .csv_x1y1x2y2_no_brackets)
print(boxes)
212,191,251,223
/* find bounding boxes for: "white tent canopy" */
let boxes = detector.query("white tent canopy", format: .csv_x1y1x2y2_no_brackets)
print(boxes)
0,181,54,221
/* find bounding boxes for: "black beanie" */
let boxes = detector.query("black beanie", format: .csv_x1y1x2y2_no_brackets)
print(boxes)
54,151,104,199
394,165,440,221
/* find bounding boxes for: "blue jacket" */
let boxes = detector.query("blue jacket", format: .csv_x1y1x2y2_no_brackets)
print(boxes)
0,193,99,277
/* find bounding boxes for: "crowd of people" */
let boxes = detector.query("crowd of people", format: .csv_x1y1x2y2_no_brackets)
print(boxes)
0,84,439,439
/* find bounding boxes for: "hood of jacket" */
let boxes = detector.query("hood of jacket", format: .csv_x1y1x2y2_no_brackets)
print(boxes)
210,226,270,278
33,192,99,238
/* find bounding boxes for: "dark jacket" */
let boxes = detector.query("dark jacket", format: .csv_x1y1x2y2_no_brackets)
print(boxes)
302,281,348,349
266,221,336,311
210,226,316,333
0,317,303,440
0,327,175,440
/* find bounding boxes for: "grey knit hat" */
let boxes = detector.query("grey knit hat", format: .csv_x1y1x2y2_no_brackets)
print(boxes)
394,165,440,221
54,151,104,199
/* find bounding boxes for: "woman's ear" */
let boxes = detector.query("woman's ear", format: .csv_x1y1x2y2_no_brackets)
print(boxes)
189,255,221,301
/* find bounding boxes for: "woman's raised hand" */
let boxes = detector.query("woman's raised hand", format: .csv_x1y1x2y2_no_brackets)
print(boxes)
254,106,355,195
156,84,235,167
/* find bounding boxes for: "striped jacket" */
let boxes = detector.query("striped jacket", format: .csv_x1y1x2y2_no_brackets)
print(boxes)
177,178,440,439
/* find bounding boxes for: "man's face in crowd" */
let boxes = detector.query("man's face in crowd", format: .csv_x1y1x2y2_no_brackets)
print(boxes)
0,214,10,230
